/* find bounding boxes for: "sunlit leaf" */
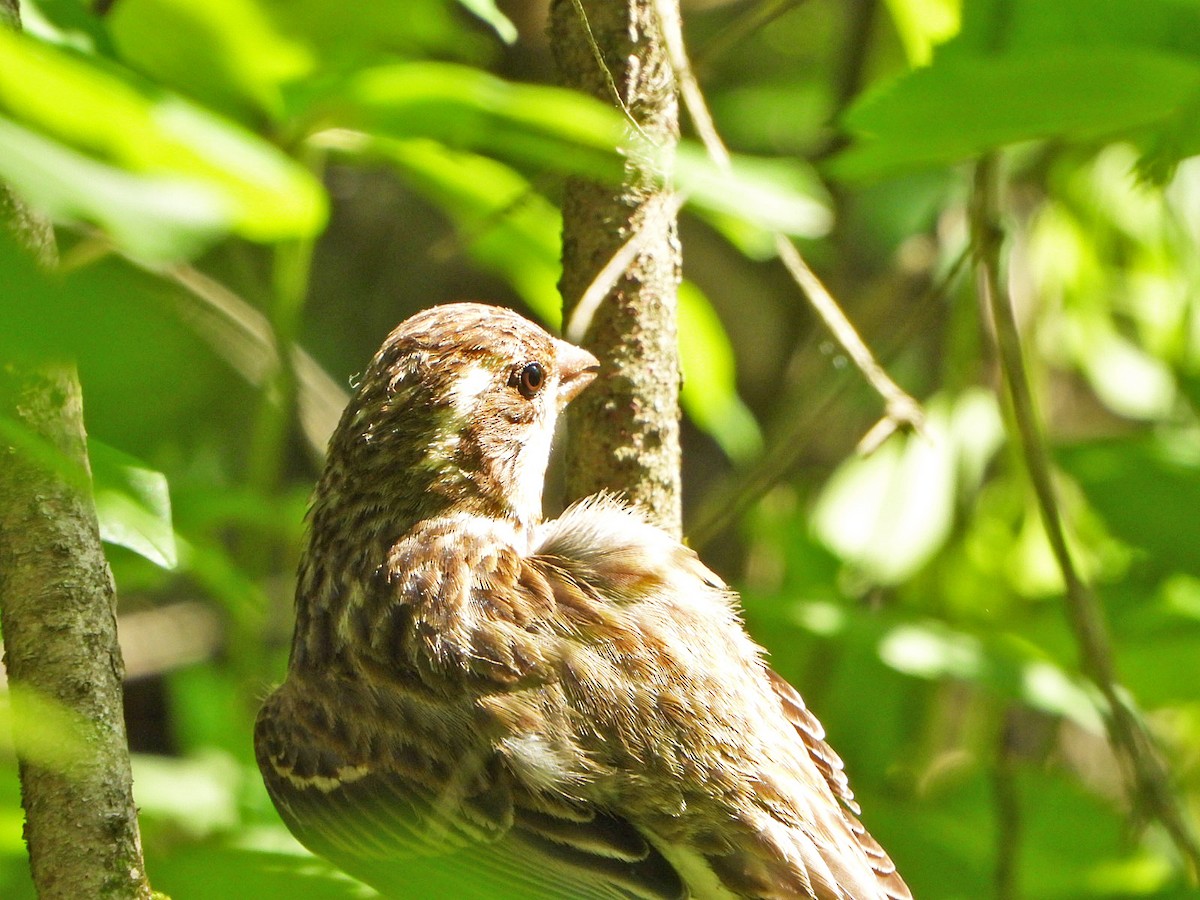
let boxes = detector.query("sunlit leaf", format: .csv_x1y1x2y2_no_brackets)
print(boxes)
678,282,762,463
0,406,177,568
131,752,240,837
835,50,1200,179
812,390,1003,583
365,137,563,326
20,0,111,55
0,117,230,260
878,621,984,680
1076,328,1177,420
0,686,90,771
109,0,312,121
882,0,961,66
676,147,832,240
456,0,517,44
261,0,485,63
315,64,831,240
313,62,628,183
90,439,178,570
877,621,1105,730
0,27,326,257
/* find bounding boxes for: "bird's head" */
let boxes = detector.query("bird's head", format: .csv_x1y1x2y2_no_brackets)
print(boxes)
318,303,599,535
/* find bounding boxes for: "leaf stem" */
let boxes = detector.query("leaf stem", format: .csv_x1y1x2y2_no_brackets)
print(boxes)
652,0,924,450
971,153,1200,879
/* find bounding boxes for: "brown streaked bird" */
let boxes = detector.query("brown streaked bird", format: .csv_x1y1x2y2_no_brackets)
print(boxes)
255,303,910,900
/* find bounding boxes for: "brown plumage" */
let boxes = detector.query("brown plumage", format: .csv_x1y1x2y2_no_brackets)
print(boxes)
255,303,910,900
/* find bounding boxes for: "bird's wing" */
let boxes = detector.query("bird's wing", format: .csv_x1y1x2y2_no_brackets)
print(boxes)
257,740,684,899
255,536,687,900
534,496,912,900
765,670,911,900
764,670,858,813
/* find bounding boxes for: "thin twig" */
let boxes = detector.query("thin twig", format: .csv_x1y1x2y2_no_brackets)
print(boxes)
565,191,687,343
774,234,926,449
693,0,813,73
652,0,925,448
163,263,347,456
971,154,1200,878
686,242,966,547
566,0,652,142
993,710,1020,900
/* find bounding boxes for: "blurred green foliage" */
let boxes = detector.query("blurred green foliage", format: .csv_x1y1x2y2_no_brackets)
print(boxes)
2,0,1200,897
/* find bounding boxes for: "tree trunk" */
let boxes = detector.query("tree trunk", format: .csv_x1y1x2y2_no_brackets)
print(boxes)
550,0,683,538
0,366,154,900
0,4,153,897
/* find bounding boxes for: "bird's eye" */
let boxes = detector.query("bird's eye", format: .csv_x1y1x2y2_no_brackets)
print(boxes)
512,361,545,399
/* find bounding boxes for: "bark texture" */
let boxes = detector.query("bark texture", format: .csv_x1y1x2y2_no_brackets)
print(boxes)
1,4,153,896
550,0,684,537
0,367,153,900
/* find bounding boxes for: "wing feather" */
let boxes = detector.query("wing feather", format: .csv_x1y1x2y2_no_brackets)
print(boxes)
261,503,908,900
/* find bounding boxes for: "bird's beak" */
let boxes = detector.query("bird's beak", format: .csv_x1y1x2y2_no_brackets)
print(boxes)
555,339,600,408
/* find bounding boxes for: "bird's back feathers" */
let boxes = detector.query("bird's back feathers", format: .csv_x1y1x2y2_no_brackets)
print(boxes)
257,496,909,899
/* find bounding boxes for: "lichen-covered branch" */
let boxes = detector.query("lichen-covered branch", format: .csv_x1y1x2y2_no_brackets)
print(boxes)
550,0,683,537
0,366,154,900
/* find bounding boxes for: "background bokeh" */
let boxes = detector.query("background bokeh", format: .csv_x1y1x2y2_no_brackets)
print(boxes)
2,0,1200,897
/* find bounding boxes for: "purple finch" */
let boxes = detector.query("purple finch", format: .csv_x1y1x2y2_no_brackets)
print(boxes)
255,303,910,899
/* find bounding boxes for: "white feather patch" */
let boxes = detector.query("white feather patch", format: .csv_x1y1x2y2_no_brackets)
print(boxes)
276,763,370,793
499,733,578,791
513,407,554,525
450,365,495,418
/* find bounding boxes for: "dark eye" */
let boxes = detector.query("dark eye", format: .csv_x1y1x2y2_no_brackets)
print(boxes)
512,361,545,399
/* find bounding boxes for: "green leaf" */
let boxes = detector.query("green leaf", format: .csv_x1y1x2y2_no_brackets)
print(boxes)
676,147,832,241
882,0,962,65
876,621,1105,731
319,64,831,241
367,138,563,326
89,439,178,570
1057,434,1200,578
260,0,488,63
834,50,1200,179
131,753,240,837
953,0,1200,61
456,0,518,44
941,0,1200,179
21,0,113,55
147,841,367,900
678,282,763,463
0,686,91,772
109,0,313,121
0,28,326,258
812,389,1003,583
319,62,629,183
0,117,230,260
0,406,177,569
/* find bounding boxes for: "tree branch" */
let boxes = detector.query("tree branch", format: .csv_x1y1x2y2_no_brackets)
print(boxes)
551,0,684,536
0,364,155,900
0,5,155,896
971,154,1200,878
651,0,924,454
993,710,1020,900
